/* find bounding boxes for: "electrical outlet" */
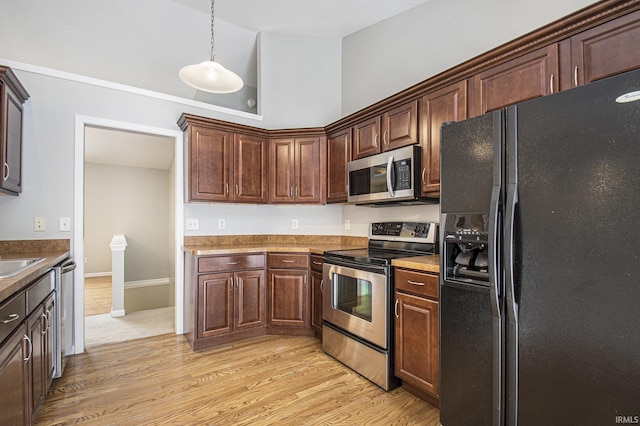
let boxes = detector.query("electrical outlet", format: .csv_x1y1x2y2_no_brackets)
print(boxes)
34,217,46,232
292,219,299,229
60,217,71,232
186,219,199,230
84,257,88,264
218,219,226,230
344,219,351,230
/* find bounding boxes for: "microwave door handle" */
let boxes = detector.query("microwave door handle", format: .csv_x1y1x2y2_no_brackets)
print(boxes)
386,156,395,197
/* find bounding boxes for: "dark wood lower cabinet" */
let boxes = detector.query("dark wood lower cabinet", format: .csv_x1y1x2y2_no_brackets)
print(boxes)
394,268,440,407
0,324,29,426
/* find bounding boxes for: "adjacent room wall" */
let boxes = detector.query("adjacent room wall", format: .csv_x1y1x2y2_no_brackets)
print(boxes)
84,162,172,281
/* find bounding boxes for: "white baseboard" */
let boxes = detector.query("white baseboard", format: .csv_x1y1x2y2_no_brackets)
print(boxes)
125,277,172,289
84,272,112,278
110,309,125,317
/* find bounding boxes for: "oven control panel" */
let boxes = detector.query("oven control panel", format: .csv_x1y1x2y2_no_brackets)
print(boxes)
370,221,437,243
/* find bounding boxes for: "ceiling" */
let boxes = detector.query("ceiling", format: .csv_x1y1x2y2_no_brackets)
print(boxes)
175,0,433,37
85,127,175,171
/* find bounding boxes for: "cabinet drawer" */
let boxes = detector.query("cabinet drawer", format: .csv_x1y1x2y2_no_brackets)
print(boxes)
310,255,323,272
198,254,265,273
26,270,54,314
395,269,438,299
0,292,26,345
268,253,309,269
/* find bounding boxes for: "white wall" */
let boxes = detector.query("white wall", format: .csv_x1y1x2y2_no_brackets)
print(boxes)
341,0,599,115
258,32,342,128
84,163,172,281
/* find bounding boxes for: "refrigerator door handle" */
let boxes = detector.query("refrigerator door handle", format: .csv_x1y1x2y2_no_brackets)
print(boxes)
488,184,501,320
505,186,518,322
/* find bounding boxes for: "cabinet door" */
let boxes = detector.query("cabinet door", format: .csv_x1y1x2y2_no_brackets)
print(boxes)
28,306,46,418
189,126,232,202
1,85,24,194
0,325,29,426
295,137,321,203
420,81,467,196
268,269,308,327
310,268,323,335
469,44,559,117
395,292,439,397
198,272,233,338
352,116,381,160
269,138,295,203
381,100,418,152
326,129,351,203
570,10,640,88
233,134,267,203
235,270,266,331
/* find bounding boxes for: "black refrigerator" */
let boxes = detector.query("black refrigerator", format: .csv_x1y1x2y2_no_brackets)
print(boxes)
439,68,640,426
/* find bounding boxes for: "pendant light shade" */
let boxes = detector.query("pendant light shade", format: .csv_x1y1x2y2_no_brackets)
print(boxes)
179,0,243,94
179,60,243,94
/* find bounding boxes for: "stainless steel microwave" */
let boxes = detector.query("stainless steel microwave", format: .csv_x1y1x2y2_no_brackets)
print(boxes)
347,145,438,206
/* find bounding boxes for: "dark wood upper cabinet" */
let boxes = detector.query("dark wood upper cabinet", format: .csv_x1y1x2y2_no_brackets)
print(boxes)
420,81,467,197
352,100,418,160
185,123,266,204
326,128,351,204
188,126,233,202
469,44,559,117
233,133,267,203
381,100,418,152
352,116,380,160
269,137,323,204
567,9,640,89
0,67,29,196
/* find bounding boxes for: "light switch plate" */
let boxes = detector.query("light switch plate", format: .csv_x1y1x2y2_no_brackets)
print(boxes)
186,219,199,231
60,217,71,232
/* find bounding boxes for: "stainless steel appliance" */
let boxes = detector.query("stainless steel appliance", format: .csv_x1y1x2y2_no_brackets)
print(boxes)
323,221,438,390
347,145,437,205
439,69,640,425
53,258,75,378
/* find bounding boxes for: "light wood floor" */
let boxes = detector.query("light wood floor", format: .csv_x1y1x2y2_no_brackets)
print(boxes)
84,276,112,316
36,334,440,425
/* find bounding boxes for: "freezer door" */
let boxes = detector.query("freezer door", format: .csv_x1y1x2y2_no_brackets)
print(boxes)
505,69,640,425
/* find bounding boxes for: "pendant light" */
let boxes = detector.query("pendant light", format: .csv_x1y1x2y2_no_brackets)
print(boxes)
179,0,243,94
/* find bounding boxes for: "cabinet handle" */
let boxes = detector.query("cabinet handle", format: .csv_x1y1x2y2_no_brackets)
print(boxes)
407,280,425,286
235,277,239,289
23,335,32,363
320,279,324,292
41,312,48,335
1,313,20,324
549,73,555,94
394,299,399,318
295,186,299,198
225,183,229,195
383,130,387,145
312,261,322,265
281,260,295,263
3,162,8,182
227,261,239,265
374,134,379,148
574,66,579,87
290,186,293,197
235,184,239,195
46,309,52,331
421,167,426,185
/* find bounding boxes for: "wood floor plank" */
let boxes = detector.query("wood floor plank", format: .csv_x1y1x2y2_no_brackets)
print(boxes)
36,334,440,425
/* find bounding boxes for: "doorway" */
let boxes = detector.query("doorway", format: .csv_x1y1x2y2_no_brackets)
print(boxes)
73,116,184,353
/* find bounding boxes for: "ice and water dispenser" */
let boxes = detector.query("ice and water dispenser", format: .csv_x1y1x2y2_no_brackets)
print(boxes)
443,213,491,285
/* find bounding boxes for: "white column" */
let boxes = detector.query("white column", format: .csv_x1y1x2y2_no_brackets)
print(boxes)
109,234,128,317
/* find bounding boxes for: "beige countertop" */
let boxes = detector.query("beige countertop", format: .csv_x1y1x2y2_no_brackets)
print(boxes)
183,234,368,257
392,255,440,274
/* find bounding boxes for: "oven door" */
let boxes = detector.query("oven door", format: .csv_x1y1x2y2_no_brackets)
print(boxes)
322,261,389,349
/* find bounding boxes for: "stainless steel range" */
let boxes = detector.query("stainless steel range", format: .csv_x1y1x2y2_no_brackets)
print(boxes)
322,221,438,390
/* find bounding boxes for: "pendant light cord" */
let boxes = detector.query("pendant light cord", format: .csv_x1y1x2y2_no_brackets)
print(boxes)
210,0,216,61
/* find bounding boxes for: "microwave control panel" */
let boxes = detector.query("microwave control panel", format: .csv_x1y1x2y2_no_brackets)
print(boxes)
394,159,412,190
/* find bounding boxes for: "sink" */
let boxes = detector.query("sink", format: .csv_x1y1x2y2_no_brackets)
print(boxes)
0,257,46,278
